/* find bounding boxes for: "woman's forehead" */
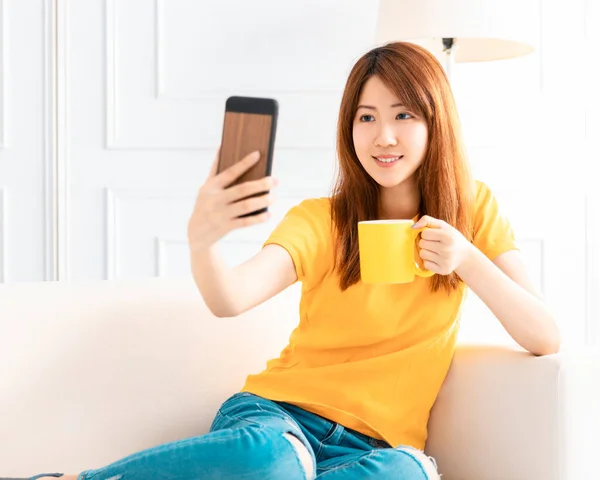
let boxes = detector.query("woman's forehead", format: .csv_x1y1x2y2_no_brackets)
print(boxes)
358,76,403,105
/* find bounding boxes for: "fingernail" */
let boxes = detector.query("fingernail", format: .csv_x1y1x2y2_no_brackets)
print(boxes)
251,151,260,160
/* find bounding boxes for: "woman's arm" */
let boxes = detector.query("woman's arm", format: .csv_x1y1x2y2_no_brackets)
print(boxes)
191,244,297,318
455,248,561,356
413,215,561,356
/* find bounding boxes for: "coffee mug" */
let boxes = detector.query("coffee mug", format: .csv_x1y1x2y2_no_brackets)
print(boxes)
358,220,435,284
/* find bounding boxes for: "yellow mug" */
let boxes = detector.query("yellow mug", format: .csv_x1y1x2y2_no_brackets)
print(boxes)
358,220,435,284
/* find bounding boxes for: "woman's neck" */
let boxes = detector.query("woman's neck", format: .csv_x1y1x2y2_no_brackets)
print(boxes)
379,179,421,220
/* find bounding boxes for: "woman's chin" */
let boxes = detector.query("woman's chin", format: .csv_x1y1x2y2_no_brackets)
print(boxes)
362,162,418,189
372,175,411,189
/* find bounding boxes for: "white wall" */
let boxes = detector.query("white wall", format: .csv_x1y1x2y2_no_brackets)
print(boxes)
449,0,600,348
0,0,598,348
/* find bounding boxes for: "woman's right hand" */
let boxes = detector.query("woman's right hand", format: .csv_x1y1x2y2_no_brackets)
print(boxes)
187,148,278,252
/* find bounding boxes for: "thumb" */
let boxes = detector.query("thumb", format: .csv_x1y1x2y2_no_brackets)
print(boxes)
412,218,425,229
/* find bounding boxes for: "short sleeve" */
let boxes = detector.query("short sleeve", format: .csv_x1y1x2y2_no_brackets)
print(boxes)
472,182,519,261
262,198,331,285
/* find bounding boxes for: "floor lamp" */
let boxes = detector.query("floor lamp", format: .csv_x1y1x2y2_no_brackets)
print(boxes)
375,0,538,81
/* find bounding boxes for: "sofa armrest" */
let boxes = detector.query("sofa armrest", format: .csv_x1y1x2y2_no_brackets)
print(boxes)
425,344,600,480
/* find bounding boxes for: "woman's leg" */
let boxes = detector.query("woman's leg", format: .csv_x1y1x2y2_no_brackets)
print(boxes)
76,392,316,480
291,419,440,480
315,446,440,480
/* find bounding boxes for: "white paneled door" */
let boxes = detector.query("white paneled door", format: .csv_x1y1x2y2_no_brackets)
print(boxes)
0,0,55,282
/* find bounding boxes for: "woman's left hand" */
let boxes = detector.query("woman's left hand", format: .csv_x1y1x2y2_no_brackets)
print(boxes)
411,215,475,275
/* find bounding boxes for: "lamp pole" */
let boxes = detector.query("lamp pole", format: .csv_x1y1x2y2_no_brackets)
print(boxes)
442,37,457,81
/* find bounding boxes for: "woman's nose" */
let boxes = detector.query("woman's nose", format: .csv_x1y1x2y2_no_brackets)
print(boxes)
374,123,398,147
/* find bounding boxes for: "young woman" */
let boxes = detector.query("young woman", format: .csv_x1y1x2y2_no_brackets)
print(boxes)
25,41,560,480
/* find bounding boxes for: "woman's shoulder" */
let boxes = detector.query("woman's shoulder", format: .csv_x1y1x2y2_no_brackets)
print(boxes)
269,196,334,284
472,180,498,214
288,197,333,226
295,196,332,214
474,179,492,200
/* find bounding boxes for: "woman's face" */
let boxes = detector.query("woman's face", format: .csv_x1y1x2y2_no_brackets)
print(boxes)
352,76,429,189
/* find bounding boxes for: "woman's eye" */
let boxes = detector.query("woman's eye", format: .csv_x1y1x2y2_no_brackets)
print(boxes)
359,114,375,122
397,113,412,120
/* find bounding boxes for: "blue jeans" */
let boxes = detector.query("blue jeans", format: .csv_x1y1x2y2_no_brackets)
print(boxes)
77,392,439,479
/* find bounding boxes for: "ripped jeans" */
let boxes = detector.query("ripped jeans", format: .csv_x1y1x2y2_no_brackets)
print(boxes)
77,392,439,479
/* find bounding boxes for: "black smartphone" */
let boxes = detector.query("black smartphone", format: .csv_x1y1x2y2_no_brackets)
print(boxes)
217,96,279,217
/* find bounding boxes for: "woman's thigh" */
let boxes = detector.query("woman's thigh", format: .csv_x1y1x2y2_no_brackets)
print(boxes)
211,392,313,449
315,445,440,480
79,392,315,480
211,392,317,478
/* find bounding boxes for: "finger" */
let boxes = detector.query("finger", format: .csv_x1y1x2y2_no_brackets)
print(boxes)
226,192,274,219
419,248,439,262
230,210,271,229
207,146,222,179
423,260,440,272
213,150,261,189
419,239,441,251
221,176,278,205
412,215,444,229
421,228,446,241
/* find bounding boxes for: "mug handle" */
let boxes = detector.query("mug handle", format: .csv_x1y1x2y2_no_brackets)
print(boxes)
412,227,435,278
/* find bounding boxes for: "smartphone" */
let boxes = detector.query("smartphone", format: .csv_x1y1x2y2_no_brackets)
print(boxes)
217,96,279,217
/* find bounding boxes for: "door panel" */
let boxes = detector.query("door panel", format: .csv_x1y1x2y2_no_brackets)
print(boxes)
0,0,55,282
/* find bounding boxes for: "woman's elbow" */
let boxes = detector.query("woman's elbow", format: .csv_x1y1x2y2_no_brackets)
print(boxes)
531,330,561,356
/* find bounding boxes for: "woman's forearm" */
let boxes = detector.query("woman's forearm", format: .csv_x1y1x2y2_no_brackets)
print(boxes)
455,247,561,356
190,244,242,318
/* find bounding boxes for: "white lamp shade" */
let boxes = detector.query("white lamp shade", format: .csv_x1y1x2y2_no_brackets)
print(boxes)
376,0,539,62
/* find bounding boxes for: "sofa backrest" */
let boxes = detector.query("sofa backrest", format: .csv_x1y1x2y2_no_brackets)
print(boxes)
0,276,302,474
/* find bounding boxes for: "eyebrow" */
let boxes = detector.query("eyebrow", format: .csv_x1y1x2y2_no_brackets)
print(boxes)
356,103,405,110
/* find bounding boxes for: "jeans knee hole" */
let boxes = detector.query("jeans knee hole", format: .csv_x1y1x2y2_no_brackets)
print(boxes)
282,432,315,480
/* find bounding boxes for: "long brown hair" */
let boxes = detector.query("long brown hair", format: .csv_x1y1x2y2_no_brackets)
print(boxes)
331,42,475,294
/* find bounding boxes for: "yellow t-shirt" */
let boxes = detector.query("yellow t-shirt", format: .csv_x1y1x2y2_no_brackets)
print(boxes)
242,181,517,449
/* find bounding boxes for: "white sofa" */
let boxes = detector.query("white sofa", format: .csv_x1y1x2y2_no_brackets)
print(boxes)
1,277,599,479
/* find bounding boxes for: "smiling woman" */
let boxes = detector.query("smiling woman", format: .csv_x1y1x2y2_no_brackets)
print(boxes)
29,41,561,480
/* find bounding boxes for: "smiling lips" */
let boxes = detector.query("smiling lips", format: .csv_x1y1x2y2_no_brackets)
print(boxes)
373,154,403,167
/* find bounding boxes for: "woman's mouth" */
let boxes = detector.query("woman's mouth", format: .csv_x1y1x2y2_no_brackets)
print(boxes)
373,155,403,167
